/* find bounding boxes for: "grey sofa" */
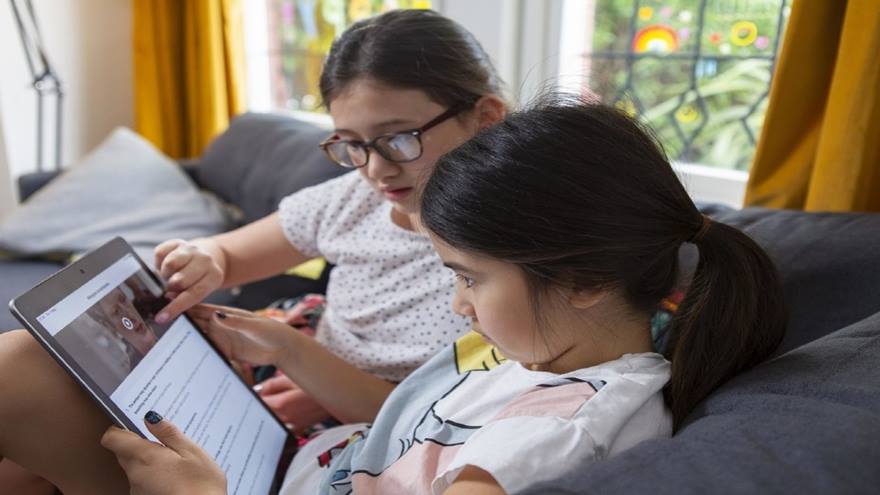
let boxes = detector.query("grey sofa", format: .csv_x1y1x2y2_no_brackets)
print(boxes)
2,113,879,492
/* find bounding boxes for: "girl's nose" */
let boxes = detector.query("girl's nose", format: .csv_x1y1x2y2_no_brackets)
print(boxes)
451,290,475,318
364,151,399,181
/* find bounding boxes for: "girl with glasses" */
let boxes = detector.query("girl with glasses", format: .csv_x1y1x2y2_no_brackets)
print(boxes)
0,9,506,494
144,9,507,426
103,97,786,494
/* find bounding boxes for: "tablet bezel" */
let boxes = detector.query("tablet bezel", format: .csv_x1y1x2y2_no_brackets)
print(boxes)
9,237,297,494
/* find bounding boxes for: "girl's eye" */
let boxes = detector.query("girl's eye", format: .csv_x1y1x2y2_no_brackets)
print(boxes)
454,273,475,288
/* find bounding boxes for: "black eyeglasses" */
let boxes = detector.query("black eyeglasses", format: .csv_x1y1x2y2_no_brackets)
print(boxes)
319,103,470,169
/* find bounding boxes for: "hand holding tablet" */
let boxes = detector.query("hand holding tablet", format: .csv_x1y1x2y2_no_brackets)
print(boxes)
9,238,296,494
101,411,228,495
187,304,301,368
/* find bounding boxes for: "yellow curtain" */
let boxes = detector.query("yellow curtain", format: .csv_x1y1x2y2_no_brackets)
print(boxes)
744,0,880,212
132,0,247,158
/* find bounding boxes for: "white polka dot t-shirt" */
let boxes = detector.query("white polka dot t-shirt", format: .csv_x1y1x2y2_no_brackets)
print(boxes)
277,172,472,381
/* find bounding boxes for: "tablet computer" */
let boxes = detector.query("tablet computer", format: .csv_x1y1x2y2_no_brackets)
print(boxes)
9,237,296,495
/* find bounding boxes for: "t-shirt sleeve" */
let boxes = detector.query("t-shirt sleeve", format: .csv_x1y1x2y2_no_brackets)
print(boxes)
434,416,599,494
276,174,350,258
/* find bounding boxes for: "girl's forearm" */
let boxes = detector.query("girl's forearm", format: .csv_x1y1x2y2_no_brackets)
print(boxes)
198,213,311,289
276,332,396,423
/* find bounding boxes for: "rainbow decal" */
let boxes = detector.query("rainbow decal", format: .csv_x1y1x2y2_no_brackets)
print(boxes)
633,24,679,54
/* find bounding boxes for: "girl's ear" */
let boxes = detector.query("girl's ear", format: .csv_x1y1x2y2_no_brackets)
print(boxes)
567,288,606,310
472,95,507,130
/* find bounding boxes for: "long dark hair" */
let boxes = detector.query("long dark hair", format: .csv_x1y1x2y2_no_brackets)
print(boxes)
420,96,786,430
319,9,503,109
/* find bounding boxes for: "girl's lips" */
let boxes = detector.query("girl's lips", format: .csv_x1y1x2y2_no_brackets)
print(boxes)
383,187,413,201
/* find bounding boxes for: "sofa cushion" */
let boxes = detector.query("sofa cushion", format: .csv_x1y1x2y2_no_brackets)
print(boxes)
521,309,880,494
196,112,350,224
714,208,880,354
0,128,233,263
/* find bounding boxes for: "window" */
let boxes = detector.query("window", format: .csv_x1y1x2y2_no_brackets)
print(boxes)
559,0,791,172
245,0,432,115
243,0,785,204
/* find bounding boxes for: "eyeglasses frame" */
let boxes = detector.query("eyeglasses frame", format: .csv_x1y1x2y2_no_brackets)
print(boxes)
318,102,471,169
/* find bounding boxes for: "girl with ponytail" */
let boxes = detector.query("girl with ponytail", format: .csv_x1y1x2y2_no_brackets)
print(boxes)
420,95,787,432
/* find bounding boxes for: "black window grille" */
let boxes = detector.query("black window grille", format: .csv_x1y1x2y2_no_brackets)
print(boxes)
584,0,790,170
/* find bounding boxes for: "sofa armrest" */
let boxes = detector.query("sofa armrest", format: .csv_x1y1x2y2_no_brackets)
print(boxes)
17,171,62,201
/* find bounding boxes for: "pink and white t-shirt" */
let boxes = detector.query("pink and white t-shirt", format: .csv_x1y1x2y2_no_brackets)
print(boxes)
280,332,672,494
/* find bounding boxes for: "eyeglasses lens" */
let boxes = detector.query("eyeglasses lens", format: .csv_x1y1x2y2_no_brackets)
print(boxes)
326,141,367,168
375,134,421,162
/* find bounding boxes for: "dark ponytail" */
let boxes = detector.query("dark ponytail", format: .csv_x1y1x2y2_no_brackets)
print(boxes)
420,95,786,431
665,218,786,428
320,9,504,109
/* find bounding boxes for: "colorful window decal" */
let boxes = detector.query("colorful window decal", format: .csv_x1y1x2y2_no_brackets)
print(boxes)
585,0,791,170
633,25,680,54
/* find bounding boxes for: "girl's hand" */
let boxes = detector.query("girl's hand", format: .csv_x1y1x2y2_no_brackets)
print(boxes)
188,304,299,366
154,239,225,323
101,412,226,495
256,372,333,432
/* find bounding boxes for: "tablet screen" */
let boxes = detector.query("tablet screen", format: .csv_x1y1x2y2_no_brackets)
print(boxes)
34,252,289,495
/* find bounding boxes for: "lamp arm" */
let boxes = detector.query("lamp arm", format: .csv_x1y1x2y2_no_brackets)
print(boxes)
9,0,40,80
9,0,64,171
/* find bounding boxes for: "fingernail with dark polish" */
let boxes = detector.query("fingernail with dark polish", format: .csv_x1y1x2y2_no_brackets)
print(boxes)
145,411,163,424
215,311,227,319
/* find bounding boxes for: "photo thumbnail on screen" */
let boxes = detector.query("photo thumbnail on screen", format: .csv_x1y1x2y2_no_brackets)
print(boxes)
53,270,171,394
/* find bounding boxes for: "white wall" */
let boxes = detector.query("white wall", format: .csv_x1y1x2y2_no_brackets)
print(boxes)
0,0,133,217
0,99,14,216
440,0,565,106
439,0,518,97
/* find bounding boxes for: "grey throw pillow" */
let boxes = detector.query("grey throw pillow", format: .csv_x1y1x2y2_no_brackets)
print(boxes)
195,112,349,225
0,128,233,264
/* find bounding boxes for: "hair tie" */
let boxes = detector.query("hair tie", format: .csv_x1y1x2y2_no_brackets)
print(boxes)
687,215,712,244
